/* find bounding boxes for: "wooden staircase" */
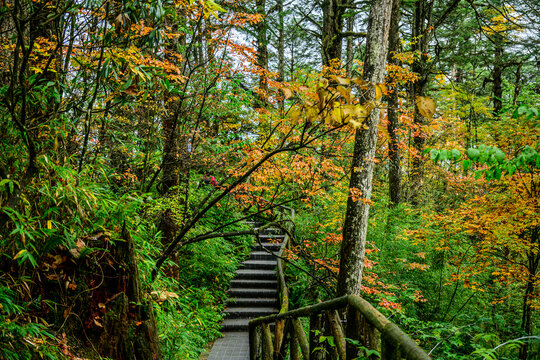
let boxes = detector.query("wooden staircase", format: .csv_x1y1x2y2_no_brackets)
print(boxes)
221,226,284,332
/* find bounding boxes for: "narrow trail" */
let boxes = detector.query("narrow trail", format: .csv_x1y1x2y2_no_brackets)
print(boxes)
208,224,284,360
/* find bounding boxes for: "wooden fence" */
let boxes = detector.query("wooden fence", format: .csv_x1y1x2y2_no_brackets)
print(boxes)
248,295,430,360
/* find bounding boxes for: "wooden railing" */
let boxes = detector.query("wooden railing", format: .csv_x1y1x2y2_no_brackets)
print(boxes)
273,204,293,355
250,203,428,359
248,294,430,360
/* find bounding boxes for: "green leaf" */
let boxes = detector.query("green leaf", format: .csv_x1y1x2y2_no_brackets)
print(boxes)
438,150,446,161
451,149,461,160
474,170,484,179
494,149,505,163
430,149,439,161
463,159,472,171
493,167,502,180
467,148,480,160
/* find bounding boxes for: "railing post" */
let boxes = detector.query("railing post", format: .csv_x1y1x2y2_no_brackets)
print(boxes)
310,313,324,360
327,310,346,359
366,322,381,357
290,326,300,360
274,319,286,357
276,319,291,360
250,324,263,360
292,318,310,360
249,324,256,360
262,323,274,360
345,306,362,359
381,336,401,360
322,311,338,360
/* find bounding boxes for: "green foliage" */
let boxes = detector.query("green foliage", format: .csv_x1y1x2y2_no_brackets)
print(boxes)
0,285,57,360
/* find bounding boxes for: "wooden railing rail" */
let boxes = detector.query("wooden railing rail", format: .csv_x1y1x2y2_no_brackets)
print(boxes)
249,295,430,360
273,204,294,353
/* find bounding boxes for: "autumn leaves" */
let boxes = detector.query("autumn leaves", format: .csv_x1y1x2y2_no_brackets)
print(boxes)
281,74,436,131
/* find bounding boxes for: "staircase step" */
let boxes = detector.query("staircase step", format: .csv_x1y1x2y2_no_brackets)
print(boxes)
235,269,277,280
221,318,276,332
224,307,277,319
230,279,278,288
253,243,281,252
228,288,278,298
241,260,277,270
221,318,250,331
226,297,279,307
260,228,282,235
249,251,276,260
258,234,286,241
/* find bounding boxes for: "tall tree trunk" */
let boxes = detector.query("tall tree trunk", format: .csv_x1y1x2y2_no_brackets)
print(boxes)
387,0,401,207
513,61,523,106
345,5,355,75
492,40,503,118
256,0,268,93
160,112,180,195
322,0,346,66
409,0,432,204
277,0,285,110
337,0,393,296
520,228,539,360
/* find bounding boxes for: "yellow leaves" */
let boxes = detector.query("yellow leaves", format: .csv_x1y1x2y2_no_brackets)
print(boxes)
114,13,131,35
305,106,320,124
375,84,386,101
151,290,180,303
281,87,293,99
352,78,369,89
416,96,436,119
281,75,388,130
201,0,226,18
336,85,351,103
329,75,350,86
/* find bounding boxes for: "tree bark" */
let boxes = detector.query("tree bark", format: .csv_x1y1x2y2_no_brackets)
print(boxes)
337,0,393,296
409,0,432,204
492,39,503,118
345,4,355,75
322,0,346,66
387,0,401,207
256,0,268,92
513,61,523,106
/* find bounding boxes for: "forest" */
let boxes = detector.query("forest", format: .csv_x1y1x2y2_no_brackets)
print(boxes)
0,0,539,358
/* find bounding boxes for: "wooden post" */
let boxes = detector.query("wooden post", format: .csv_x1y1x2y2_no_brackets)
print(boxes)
250,324,264,360
292,318,309,360
327,310,346,359
322,312,337,360
274,319,285,357
366,323,381,356
310,313,324,360
262,323,274,360
276,319,291,360
381,336,401,360
345,306,362,359
290,324,300,360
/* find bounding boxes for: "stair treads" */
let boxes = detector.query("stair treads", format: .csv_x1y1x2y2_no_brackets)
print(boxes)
230,279,278,288
235,269,277,279
227,288,277,297
224,307,278,318
226,297,279,307
241,260,277,270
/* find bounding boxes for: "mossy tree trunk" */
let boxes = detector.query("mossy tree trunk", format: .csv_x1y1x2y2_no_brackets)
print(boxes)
97,225,161,360
337,0,393,296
